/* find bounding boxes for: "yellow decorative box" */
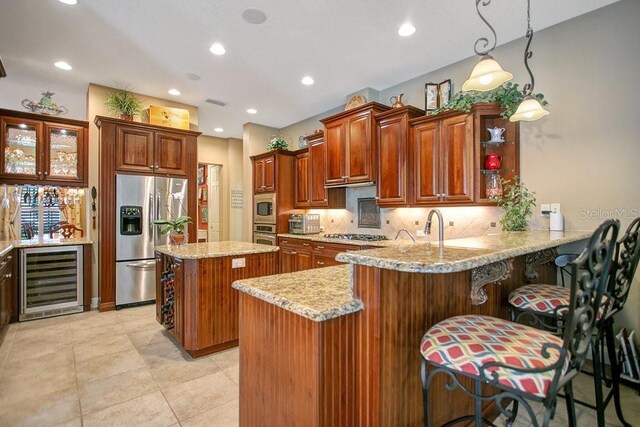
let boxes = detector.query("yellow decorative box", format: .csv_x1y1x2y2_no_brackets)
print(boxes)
149,105,190,130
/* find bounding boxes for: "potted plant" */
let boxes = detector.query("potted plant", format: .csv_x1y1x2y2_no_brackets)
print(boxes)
153,216,192,246
267,137,288,151
431,82,548,120
491,176,536,231
104,86,145,121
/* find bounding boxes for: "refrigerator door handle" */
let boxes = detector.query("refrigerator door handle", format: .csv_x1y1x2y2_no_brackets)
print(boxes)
126,261,156,269
148,193,153,243
156,193,161,243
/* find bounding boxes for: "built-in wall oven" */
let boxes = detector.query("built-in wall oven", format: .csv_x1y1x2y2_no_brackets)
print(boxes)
254,193,276,224
253,223,276,246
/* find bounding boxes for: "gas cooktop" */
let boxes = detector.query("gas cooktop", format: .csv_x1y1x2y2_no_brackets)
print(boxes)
323,233,389,242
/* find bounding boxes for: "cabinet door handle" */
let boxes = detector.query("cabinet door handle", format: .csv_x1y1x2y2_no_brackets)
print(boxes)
281,240,288,244
43,171,49,176
316,246,325,250
37,171,42,178
317,261,325,265
149,165,155,170
5,273,11,279
291,251,297,255
7,255,12,261
341,176,348,179
302,242,310,246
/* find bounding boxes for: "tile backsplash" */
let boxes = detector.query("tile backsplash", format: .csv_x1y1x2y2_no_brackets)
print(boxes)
308,187,506,241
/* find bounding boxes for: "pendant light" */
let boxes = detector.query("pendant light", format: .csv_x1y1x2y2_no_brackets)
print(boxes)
510,0,549,122
462,0,513,92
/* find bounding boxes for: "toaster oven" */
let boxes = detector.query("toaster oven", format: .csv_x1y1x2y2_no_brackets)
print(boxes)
288,214,321,234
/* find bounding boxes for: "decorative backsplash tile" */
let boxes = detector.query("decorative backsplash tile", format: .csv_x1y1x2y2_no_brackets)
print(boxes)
309,187,508,241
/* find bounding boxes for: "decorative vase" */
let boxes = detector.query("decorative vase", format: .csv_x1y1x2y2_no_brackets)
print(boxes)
487,127,505,142
120,114,134,121
484,153,502,170
169,233,185,246
390,94,405,108
486,174,503,198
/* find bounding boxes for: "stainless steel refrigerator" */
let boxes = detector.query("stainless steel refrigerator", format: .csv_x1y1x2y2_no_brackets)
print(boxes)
115,174,188,307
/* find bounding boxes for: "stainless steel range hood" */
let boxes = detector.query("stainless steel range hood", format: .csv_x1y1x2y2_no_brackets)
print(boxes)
324,181,376,189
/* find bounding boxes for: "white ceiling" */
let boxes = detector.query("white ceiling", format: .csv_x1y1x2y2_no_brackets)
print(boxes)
0,0,619,138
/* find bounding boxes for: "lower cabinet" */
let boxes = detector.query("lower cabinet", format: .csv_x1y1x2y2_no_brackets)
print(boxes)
0,250,15,345
278,237,364,273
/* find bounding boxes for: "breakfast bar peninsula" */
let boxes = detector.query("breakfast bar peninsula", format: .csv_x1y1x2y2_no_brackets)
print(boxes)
233,231,591,426
155,241,277,357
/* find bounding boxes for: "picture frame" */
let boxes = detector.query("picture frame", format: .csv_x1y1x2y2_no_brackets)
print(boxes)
438,79,452,108
197,165,205,185
425,83,439,112
357,197,381,229
200,206,208,224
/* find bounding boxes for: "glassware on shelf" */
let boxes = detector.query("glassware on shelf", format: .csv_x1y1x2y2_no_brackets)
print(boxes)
486,174,503,198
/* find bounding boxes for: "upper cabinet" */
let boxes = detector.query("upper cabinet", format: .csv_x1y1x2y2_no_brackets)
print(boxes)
375,106,424,207
253,154,276,193
112,123,189,176
320,102,390,187
0,109,88,186
293,131,345,209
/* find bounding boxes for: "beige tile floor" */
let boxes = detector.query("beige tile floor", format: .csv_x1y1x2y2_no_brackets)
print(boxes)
0,305,638,426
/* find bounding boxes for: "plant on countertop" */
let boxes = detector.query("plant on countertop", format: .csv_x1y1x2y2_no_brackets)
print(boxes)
104,86,145,120
431,82,548,120
491,176,536,231
153,216,192,235
267,137,288,151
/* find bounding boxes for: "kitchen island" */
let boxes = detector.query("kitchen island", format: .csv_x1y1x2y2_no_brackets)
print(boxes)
233,231,591,426
155,241,278,357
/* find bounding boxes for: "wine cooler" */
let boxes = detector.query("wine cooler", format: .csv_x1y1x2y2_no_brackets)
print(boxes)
20,245,84,321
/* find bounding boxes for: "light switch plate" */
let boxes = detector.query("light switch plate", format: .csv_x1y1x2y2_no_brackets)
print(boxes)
550,203,561,213
232,258,246,268
541,204,551,215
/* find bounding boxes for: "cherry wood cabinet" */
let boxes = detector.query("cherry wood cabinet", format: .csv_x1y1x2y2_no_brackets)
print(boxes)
320,102,390,186
0,109,88,187
375,106,425,207
0,250,15,346
114,124,188,176
293,132,346,209
96,116,201,311
277,237,367,273
253,154,275,193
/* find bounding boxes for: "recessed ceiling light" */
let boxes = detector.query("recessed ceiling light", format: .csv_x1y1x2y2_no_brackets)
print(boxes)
168,89,181,96
54,61,72,70
214,128,224,133
247,108,257,114
58,0,77,5
398,23,416,37
301,76,314,86
209,43,226,55
242,9,268,24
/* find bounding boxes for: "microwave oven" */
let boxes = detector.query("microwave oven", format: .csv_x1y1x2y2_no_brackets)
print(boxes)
254,193,276,224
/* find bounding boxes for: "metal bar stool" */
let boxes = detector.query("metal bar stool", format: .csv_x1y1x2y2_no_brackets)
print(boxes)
420,220,619,427
507,218,640,427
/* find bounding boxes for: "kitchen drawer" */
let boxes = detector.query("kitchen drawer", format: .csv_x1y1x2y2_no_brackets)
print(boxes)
311,253,343,268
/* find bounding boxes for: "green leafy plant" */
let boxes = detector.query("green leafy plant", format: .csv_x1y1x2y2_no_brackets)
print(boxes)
104,86,145,119
431,82,548,119
267,137,288,151
153,216,192,235
491,176,536,231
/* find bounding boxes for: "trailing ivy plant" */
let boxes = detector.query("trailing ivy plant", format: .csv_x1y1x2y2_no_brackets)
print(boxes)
267,137,288,151
491,176,536,231
431,82,548,119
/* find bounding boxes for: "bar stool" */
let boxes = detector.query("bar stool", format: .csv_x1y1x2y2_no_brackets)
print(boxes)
420,220,619,427
507,218,640,427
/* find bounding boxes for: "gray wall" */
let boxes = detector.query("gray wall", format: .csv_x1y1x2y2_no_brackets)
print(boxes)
279,0,640,331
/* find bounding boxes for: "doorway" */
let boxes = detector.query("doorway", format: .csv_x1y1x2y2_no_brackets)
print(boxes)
197,163,222,242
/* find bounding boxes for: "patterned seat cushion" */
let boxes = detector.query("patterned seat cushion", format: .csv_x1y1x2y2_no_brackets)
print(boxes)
509,284,608,319
421,315,567,398
508,284,571,316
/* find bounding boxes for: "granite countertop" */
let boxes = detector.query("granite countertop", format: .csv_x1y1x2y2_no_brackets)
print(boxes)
277,233,396,247
0,237,94,257
232,265,362,322
335,230,592,274
155,241,279,259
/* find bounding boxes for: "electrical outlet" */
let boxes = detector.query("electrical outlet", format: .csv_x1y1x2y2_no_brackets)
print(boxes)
416,229,426,237
540,204,551,215
550,203,561,213
232,258,246,269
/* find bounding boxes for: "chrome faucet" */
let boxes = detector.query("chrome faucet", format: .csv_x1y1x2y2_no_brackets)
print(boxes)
424,209,444,243
394,228,416,244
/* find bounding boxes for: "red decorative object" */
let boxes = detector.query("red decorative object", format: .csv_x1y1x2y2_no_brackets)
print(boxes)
484,153,502,170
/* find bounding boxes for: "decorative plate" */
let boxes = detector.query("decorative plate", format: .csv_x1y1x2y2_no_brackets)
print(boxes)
345,95,366,111
298,135,308,148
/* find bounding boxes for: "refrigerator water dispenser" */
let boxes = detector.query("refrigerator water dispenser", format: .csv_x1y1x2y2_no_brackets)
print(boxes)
120,206,142,235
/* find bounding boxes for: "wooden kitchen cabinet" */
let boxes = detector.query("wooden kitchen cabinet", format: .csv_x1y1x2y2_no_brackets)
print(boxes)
293,132,346,209
253,154,275,193
0,250,15,346
320,102,389,186
114,124,189,176
410,110,474,205
0,109,88,187
277,237,368,273
375,106,424,207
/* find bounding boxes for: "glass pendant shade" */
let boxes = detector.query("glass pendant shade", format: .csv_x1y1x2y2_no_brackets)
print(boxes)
509,96,549,122
462,55,513,92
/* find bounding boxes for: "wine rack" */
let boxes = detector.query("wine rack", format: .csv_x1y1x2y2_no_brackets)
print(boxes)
160,260,178,330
